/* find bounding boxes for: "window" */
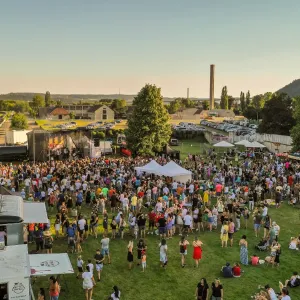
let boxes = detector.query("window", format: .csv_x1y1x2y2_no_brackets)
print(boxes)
102,108,107,120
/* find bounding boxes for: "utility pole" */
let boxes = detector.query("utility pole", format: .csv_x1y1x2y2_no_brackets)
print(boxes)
187,88,189,100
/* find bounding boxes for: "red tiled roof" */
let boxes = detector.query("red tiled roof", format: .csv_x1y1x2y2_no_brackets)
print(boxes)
50,107,69,115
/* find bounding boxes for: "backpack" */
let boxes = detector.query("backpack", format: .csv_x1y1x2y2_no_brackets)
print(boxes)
293,276,300,287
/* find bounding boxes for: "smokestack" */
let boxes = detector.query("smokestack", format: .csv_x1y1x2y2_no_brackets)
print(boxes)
209,64,215,110
187,88,189,100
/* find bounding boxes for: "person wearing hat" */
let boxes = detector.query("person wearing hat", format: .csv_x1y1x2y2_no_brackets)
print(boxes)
44,231,53,254
221,262,233,278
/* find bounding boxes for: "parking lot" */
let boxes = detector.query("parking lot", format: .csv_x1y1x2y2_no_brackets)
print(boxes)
200,119,257,138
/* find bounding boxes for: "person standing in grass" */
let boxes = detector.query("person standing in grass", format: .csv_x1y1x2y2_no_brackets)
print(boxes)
141,250,147,272
76,255,84,279
220,221,229,248
82,265,95,300
193,237,203,268
94,249,104,282
195,278,209,300
239,235,248,265
127,240,134,270
211,279,223,300
179,235,190,267
159,238,168,268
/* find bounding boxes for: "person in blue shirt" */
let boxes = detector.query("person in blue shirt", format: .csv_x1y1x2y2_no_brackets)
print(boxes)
76,191,83,210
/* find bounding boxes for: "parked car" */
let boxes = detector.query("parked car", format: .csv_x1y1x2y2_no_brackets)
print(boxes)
170,138,180,146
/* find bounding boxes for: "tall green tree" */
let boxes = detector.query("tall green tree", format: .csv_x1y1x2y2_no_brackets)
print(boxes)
32,95,45,109
252,94,265,120
240,91,246,112
45,91,51,107
220,86,228,109
258,93,295,135
10,113,28,130
246,90,251,107
228,96,235,110
127,84,171,155
291,96,300,151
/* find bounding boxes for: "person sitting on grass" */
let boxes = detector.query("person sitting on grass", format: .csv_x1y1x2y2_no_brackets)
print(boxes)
251,255,259,266
255,237,268,251
232,263,241,278
289,237,298,250
221,262,233,278
284,271,300,288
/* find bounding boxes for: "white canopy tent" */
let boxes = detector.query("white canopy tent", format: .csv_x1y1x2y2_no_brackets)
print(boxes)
246,141,266,148
235,140,252,147
29,253,74,276
23,202,48,223
134,160,164,176
0,244,31,300
160,161,192,183
213,141,234,147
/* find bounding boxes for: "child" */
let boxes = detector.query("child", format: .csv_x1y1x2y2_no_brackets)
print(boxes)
76,255,84,279
75,234,82,253
87,259,94,275
141,250,147,272
54,216,61,239
134,224,139,240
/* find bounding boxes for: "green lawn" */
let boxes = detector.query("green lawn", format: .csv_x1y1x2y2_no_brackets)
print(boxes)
31,203,300,300
172,137,211,157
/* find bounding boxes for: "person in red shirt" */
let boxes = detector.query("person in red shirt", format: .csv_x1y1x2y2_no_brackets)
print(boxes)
215,183,223,196
137,190,144,199
148,210,156,234
251,255,259,265
232,262,241,277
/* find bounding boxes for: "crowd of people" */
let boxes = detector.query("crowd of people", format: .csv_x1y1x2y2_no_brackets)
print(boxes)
1,149,299,299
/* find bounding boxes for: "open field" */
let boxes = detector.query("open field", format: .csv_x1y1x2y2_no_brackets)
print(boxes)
171,137,211,157
31,202,300,300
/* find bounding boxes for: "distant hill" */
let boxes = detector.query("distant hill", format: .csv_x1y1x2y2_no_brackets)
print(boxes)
0,92,217,104
277,79,300,97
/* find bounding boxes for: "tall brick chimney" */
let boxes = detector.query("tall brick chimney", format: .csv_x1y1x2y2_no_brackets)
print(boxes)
209,64,215,110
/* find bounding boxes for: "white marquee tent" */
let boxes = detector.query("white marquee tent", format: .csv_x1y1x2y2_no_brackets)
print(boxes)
213,141,234,147
134,160,164,176
160,161,192,183
235,140,252,147
246,141,266,148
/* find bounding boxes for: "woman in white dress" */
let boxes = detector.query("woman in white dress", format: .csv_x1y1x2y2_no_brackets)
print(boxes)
82,265,96,300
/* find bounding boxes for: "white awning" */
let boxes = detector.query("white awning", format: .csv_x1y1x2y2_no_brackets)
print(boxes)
23,202,48,223
29,253,74,276
0,244,31,280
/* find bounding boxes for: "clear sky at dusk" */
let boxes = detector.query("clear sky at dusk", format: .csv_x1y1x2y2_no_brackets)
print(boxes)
1,0,300,97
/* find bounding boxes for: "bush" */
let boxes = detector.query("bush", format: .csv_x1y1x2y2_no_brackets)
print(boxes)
11,113,28,130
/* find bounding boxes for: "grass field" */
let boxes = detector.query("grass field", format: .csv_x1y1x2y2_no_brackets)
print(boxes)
172,137,211,157
31,202,300,300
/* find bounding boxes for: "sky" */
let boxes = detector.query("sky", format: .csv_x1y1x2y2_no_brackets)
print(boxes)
1,0,300,97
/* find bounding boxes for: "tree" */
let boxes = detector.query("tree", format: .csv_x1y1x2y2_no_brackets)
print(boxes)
258,93,295,135
56,99,62,107
45,91,51,107
251,94,265,120
291,96,300,151
220,86,228,109
69,112,75,119
240,92,246,112
127,84,171,155
31,95,45,114
111,99,127,111
228,96,235,110
11,113,28,130
246,90,251,107
202,100,209,110
168,99,182,114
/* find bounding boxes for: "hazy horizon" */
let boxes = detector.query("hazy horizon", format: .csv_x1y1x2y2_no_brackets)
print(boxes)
1,1,299,97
